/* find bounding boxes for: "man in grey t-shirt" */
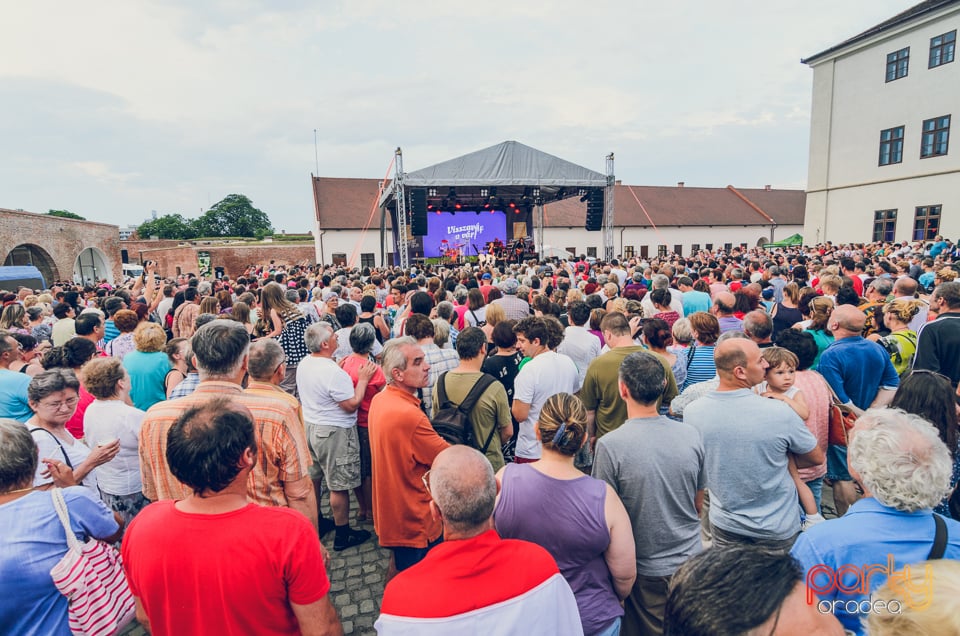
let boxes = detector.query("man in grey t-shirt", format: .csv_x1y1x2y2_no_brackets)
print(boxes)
594,351,705,636
683,339,823,553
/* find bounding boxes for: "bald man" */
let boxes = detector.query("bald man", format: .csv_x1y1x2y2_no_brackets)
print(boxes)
712,291,743,334
684,339,823,552
376,446,582,635
817,304,899,515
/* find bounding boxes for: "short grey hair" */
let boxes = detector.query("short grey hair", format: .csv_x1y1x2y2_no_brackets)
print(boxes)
431,319,450,347
304,322,334,353
382,336,416,384
27,368,80,403
197,281,212,296
191,321,251,379
349,323,376,356
436,301,455,322
0,419,38,490
430,446,497,535
247,338,285,380
651,274,670,290
285,289,300,304
849,408,953,512
453,286,469,303
869,277,893,296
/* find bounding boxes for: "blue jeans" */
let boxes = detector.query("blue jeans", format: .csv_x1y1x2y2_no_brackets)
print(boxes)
805,477,824,513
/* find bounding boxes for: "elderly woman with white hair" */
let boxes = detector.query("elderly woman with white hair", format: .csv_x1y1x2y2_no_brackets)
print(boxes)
791,408,960,635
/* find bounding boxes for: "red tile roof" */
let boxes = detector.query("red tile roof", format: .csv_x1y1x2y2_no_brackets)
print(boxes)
312,178,804,230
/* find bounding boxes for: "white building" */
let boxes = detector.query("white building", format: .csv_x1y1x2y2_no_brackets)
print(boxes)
118,225,139,241
312,177,804,267
803,0,959,245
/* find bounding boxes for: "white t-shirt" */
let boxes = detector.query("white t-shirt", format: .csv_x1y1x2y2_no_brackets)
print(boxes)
513,351,579,460
464,306,487,327
83,399,146,496
31,426,97,492
296,355,357,429
557,325,601,392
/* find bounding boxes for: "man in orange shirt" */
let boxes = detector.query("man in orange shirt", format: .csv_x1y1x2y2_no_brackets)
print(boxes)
368,335,449,581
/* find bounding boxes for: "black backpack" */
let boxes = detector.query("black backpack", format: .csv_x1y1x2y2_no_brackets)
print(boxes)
432,372,498,451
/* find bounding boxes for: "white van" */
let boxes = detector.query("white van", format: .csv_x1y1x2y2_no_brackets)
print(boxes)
122,263,144,279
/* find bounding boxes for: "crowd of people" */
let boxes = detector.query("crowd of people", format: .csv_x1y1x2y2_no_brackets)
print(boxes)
2,235,960,635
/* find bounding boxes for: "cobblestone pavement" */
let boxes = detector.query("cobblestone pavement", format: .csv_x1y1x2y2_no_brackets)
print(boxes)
121,492,390,635
120,483,840,636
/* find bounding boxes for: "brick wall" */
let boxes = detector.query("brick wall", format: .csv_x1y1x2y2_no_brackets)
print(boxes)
0,208,121,285
135,243,317,278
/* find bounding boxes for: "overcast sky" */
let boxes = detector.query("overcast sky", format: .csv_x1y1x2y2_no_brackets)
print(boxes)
1,0,911,232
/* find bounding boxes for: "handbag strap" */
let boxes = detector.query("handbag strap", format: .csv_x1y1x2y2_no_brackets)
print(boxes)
30,427,74,469
929,513,948,560
51,488,83,552
685,342,697,372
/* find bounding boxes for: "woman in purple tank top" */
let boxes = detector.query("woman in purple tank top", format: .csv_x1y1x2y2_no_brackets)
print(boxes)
494,394,636,636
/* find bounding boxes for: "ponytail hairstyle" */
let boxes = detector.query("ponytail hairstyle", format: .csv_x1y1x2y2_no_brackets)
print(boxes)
538,393,588,456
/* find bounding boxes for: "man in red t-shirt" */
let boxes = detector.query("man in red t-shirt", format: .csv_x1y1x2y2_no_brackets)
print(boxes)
122,398,341,636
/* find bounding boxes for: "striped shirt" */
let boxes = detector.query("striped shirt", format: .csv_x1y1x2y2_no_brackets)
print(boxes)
681,344,717,391
139,381,312,506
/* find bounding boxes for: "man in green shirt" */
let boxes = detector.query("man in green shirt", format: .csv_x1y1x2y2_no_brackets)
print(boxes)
581,313,677,441
432,327,513,471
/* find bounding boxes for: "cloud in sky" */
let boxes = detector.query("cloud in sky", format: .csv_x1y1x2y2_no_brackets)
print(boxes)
0,0,910,231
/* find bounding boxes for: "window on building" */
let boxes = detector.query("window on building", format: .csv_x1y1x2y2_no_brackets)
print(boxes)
360,253,375,269
691,244,700,253
914,205,942,241
587,247,597,258
873,209,898,242
658,245,668,258
640,245,649,259
921,115,951,157
705,243,714,251
724,243,733,252
565,247,576,257
623,245,634,259
929,30,956,68
886,47,910,81
879,126,905,165
674,244,683,256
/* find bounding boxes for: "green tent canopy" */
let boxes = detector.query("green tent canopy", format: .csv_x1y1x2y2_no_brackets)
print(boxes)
763,233,803,248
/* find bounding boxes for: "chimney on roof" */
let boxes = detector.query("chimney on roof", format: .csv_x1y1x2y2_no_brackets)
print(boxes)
764,184,771,191
615,180,622,185
677,182,684,188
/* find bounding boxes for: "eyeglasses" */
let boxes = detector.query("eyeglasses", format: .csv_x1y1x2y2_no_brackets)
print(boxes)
38,396,80,411
421,469,432,493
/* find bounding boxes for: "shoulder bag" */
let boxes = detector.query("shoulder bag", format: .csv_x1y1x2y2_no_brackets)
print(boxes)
50,488,136,636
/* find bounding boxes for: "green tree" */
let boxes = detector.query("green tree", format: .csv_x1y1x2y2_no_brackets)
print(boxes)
193,194,273,238
137,213,198,240
47,209,85,220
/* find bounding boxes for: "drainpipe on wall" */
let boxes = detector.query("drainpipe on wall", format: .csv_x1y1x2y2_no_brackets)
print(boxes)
619,227,626,257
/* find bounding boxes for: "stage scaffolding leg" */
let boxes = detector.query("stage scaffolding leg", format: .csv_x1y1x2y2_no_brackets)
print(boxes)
535,202,544,259
394,148,409,270
604,152,615,262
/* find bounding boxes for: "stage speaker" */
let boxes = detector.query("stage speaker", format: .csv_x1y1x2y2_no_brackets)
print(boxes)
585,189,604,231
410,188,428,236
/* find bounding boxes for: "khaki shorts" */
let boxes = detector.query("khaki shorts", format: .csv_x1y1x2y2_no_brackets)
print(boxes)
307,423,361,491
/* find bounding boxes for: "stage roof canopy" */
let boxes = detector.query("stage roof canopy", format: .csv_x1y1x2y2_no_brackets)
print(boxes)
379,140,608,208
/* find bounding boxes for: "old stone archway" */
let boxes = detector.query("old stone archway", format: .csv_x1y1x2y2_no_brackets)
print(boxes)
73,247,114,285
3,243,60,285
